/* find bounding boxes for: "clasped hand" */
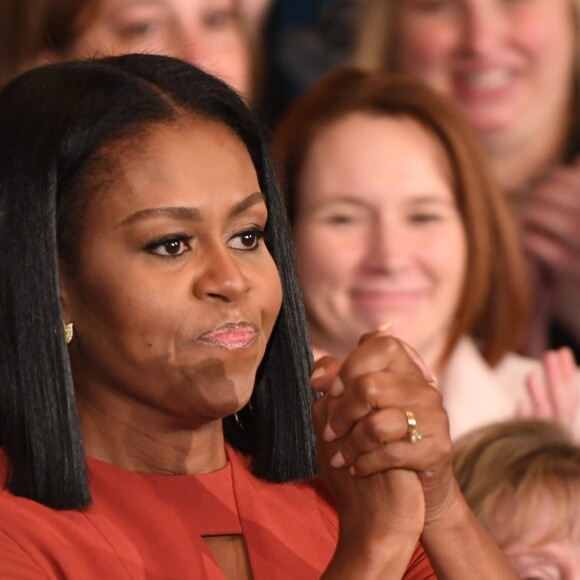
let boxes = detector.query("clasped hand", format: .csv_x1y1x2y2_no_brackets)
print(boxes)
311,329,457,550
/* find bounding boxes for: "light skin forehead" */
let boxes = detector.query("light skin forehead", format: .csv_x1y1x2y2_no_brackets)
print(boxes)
297,112,455,213
394,0,575,16
77,0,233,20
489,488,580,549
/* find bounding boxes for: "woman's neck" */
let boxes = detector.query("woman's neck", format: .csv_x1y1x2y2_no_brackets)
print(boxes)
77,395,228,475
486,107,570,201
491,140,559,201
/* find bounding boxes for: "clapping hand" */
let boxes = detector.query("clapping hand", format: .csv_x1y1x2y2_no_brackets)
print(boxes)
522,159,580,344
518,347,578,432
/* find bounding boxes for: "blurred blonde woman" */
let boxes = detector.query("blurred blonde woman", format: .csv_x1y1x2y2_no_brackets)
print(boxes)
454,419,580,578
354,0,580,358
272,68,580,440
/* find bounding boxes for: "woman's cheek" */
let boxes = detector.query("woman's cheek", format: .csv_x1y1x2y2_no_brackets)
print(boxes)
399,18,456,70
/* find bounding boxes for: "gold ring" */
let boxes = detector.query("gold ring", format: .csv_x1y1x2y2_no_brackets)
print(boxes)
404,410,423,444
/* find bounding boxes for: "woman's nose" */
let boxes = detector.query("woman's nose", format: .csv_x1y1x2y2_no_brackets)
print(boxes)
459,4,506,56
192,242,251,302
363,220,410,272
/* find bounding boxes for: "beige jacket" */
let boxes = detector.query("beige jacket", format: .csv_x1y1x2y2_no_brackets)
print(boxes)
440,337,580,441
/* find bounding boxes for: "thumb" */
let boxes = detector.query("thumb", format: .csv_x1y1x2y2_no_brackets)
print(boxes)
399,338,438,387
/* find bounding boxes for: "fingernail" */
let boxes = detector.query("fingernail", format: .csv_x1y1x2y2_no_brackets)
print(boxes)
323,422,338,442
311,366,326,381
330,450,346,468
377,322,393,335
329,377,344,396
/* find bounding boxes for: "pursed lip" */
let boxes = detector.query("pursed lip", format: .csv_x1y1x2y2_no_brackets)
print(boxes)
197,322,258,350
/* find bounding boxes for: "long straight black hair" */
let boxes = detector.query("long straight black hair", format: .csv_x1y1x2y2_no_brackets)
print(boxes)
0,54,317,510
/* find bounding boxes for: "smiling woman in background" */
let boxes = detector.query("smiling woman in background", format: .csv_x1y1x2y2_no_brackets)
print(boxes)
354,0,580,358
272,68,580,440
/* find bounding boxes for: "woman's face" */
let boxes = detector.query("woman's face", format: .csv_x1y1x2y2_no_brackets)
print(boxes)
293,113,467,367
489,490,580,579
64,0,251,97
395,0,576,154
60,119,282,429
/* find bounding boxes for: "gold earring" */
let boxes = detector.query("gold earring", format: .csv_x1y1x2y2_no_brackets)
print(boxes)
63,322,74,345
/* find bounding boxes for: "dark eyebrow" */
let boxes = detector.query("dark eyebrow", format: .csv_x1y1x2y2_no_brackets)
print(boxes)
119,206,201,227
118,191,266,227
229,191,266,217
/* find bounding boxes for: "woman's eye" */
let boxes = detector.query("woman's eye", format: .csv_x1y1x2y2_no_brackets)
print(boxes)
146,236,192,257
329,215,353,224
228,228,264,250
325,214,363,225
203,8,236,30
116,19,162,41
410,212,442,224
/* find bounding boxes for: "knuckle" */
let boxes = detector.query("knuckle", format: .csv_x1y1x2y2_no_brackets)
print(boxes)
352,374,381,402
418,383,443,407
364,413,390,444
427,434,452,465
437,437,453,462
383,337,406,357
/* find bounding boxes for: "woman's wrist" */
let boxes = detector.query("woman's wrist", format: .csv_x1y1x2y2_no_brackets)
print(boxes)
322,523,420,580
422,478,468,536
420,488,517,579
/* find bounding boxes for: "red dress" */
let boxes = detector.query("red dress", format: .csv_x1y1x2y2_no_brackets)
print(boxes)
0,447,434,578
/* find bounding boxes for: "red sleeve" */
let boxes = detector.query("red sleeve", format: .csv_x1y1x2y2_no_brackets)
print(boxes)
404,543,437,579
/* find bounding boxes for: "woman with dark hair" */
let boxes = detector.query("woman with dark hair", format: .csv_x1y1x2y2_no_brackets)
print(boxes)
272,68,580,441
0,54,516,578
